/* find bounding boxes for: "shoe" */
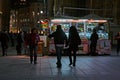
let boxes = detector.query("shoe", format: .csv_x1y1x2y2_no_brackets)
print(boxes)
73,63,75,67
69,63,72,66
34,61,37,64
57,63,62,68
57,65,62,68
30,61,32,64
56,62,58,65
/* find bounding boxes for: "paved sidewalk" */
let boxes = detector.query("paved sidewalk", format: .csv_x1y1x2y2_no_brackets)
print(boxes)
0,55,120,80
0,46,120,80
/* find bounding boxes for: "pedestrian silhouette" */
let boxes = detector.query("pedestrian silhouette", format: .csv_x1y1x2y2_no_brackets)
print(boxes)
115,32,120,55
89,29,99,56
48,25,67,68
0,31,9,56
28,28,40,64
67,26,81,66
16,31,24,55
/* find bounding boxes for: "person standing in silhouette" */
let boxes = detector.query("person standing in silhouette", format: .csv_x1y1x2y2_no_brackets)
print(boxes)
16,31,24,55
89,29,99,56
0,31,9,56
115,32,120,55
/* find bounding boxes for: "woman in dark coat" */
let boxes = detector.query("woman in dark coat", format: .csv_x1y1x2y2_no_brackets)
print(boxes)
67,26,81,66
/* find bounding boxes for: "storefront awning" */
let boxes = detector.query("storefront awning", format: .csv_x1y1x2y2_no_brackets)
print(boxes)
80,14,105,20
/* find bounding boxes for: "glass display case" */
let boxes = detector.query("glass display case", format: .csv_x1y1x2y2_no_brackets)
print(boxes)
49,18,110,54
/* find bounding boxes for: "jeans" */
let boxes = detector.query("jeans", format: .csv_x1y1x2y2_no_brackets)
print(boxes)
29,45,37,63
55,45,64,65
68,50,77,65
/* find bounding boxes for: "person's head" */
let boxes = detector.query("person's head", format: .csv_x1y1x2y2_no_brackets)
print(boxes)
93,29,97,33
31,28,37,33
69,26,77,33
56,25,62,30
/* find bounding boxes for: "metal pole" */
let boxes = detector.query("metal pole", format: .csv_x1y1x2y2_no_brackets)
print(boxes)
53,0,56,17
90,0,93,14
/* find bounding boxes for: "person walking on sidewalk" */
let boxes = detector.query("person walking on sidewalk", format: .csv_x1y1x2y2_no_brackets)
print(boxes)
115,32,120,55
28,28,40,64
48,25,67,68
16,31,24,55
67,26,81,67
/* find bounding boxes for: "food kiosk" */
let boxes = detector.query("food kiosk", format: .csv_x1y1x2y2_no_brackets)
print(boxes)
76,19,111,55
49,19,73,54
37,19,50,56
49,17,111,55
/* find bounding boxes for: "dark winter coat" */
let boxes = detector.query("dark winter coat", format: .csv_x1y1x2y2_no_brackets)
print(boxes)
90,31,99,47
48,28,67,45
68,26,81,51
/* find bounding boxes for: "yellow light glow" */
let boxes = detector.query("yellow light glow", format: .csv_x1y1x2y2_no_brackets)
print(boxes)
0,11,3,15
87,19,107,23
51,19,107,23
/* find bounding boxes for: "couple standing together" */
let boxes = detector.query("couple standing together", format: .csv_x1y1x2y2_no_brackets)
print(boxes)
48,25,81,68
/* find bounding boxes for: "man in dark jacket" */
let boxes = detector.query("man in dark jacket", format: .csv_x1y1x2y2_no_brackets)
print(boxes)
48,25,67,68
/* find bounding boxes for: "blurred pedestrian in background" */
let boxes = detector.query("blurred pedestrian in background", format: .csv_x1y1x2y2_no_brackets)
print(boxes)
9,31,15,47
0,31,9,56
23,31,29,55
16,31,24,55
89,29,99,56
115,32,120,55
28,28,40,64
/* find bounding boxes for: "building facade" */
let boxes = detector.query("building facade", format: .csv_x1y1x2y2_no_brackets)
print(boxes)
8,0,120,33
9,0,47,32
0,0,10,31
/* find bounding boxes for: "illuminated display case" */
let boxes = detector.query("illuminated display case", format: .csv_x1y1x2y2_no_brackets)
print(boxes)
76,19,109,40
49,18,110,54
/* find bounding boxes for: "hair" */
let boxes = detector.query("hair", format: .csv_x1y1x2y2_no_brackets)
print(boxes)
93,28,97,33
57,25,62,30
31,28,36,33
69,26,77,33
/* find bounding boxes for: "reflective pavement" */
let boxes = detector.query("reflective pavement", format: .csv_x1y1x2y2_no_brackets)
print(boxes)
0,47,120,80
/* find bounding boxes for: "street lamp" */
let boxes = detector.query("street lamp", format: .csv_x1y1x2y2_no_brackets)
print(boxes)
40,10,43,14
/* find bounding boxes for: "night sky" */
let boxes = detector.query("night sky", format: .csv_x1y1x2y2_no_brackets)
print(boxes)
10,0,44,9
